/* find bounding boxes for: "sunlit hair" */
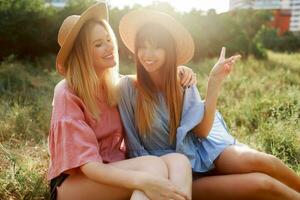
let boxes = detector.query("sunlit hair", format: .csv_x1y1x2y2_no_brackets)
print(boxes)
64,19,119,119
134,23,183,144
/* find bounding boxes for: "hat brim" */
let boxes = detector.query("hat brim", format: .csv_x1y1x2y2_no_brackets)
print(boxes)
56,2,108,76
119,9,195,66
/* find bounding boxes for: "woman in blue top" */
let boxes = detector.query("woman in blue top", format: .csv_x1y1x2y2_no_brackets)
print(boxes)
118,9,300,200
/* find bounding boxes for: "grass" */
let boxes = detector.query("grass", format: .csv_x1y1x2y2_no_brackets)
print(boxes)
0,51,299,199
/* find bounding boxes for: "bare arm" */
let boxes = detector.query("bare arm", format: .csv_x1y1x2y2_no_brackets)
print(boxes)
80,162,146,190
80,162,189,200
193,77,222,137
193,47,241,138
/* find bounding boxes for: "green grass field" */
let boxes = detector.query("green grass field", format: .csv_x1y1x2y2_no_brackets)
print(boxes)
0,52,299,199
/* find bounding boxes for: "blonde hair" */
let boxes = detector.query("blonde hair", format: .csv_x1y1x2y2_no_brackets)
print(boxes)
134,23,183,144
64,19,119,119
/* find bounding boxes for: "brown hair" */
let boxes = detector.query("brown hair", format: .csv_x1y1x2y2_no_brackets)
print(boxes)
134,23,183,144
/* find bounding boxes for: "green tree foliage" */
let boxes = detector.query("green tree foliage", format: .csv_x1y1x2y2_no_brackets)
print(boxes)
0,0,96,61
1,0,300,62
0,0,59,59
255,25,300,52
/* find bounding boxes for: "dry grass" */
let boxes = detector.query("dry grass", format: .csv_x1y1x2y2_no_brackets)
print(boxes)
0,51,299,199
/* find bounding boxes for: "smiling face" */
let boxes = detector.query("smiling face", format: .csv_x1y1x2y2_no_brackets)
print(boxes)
90,23,116,75
134,23,177,85
133,23,182,145
137,40,166,74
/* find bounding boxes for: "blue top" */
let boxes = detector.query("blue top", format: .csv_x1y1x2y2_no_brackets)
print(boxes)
118,76,237,172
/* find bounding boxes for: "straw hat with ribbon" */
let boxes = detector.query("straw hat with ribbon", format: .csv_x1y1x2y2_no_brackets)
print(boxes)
119,9,195,66
56,1,108,76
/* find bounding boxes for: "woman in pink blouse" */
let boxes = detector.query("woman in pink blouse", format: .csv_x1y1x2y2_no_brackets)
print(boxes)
48,2,195,200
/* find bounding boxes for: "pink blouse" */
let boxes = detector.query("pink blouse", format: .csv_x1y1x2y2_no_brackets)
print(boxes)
47,80,126,180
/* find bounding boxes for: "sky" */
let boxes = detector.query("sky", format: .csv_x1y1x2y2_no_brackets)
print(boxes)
108,0,230,13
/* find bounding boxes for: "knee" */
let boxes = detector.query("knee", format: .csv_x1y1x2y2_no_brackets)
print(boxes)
251,173,278,194
166,153,192,170
139,155,168,177
242,152,278,173
265,154,282,172
174,153,192,169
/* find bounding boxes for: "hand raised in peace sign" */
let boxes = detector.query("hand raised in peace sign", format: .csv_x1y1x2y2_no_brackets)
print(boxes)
209,47,241,84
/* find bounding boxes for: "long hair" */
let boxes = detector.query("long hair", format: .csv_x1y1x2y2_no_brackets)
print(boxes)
134,23,183,144
64,19,119,119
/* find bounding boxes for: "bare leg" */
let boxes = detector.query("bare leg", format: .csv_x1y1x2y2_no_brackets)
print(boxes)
57,156,167,200
192,172,300,200
57,172,131,200
161,153,192,199
130,191,149,200
214,145,300,192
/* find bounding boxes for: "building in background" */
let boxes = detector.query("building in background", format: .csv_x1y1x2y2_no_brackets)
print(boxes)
230,0,282,9
289,0,300,31
230,0,300,33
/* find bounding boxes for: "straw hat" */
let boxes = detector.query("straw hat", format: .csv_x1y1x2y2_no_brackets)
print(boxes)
119,9,195,65
56,1,108,76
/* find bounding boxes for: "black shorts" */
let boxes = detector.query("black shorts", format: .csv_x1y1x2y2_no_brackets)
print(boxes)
192,171,206,181
50,173,69,200
192,169,217,181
